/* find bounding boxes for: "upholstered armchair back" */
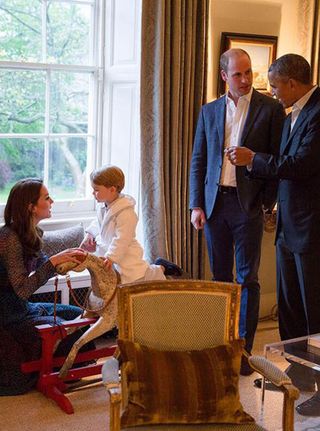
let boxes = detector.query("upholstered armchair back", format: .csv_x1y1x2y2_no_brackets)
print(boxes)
117,279,241,351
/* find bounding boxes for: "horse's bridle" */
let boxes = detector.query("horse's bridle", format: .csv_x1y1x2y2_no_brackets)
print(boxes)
53,273,117,323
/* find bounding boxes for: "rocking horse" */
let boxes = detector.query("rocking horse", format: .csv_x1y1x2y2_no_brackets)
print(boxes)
55,252,118,378
21,252,118,414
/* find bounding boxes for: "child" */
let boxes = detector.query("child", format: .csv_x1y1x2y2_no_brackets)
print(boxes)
81,165,182,284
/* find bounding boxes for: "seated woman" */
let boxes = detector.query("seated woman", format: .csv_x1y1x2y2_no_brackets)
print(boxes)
0,178,88,396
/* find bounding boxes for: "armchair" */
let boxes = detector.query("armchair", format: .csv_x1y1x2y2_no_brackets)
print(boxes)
102,280,299,431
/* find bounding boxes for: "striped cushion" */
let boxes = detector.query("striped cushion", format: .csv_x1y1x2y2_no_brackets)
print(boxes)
118,339,254,427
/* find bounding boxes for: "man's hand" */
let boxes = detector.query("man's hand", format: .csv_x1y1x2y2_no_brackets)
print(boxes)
191,208,206,230
225,146,255,166
263,207,277,233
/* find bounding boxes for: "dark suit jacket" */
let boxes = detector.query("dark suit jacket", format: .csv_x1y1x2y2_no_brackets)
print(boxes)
189,89,285,219
250,87,320,253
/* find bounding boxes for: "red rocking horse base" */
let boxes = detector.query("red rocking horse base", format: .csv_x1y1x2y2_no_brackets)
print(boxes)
21,318,117,414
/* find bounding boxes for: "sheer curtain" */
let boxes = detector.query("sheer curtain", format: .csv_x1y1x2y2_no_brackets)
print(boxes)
140,0,209,278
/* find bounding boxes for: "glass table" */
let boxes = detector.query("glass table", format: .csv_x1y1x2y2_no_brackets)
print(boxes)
262,333,320,401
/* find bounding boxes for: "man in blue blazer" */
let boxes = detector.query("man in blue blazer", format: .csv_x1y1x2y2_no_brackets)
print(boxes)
189,49,285,375
227,53,320,415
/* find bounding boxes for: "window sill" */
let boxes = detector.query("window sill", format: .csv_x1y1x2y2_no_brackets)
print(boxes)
39,213,96,231
0,213,95,230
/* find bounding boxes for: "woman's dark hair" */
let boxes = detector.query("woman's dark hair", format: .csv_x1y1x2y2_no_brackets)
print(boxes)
4,178,44,257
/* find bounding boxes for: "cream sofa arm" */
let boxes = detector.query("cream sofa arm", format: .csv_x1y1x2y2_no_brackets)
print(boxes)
249,355,292,386
249,355,300,431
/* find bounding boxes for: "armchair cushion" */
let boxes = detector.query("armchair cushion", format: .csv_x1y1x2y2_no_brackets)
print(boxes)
118,338,254,427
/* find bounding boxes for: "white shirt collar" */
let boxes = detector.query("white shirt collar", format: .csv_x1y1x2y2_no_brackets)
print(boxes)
293,85,317,113
225,87,253,106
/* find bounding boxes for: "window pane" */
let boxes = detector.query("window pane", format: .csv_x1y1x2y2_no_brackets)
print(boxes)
0,0,103,215
50,72,90,133
0,0,42,62
0,69,46,133
48,137,89,199
47,2,92,65
0,138,44,204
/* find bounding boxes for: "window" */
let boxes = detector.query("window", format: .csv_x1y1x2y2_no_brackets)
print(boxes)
0,0,141,222
0,0,102,216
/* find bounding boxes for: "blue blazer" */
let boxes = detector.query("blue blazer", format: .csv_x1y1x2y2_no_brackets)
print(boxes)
189,89,285,219
251,87,320,253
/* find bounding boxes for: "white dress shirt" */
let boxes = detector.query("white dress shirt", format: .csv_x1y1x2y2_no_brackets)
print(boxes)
291,85,317,130
220,87,253,187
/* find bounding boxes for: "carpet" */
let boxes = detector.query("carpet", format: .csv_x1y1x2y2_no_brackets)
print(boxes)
276,418,320,431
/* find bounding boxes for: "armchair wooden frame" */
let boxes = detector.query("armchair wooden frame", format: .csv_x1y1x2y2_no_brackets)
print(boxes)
102,279,299,431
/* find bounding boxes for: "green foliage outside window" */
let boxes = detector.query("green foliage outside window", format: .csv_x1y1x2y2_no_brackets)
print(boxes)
0,0,95,202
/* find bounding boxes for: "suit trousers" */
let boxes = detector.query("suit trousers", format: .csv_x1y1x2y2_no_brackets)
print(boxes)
276,230,320,341
204,191,263,353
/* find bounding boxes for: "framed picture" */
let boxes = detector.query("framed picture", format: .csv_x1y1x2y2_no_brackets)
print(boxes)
217,32,278,96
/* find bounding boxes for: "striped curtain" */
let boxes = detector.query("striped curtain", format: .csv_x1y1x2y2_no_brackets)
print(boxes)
140,0,209,278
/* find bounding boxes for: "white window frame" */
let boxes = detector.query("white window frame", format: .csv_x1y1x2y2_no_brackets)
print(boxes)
0,0,104,221
0,0,142,230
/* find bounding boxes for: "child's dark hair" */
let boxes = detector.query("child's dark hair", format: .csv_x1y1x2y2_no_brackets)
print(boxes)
90,165,125,192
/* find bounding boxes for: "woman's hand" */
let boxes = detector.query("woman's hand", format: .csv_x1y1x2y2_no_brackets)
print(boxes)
80,233,96,252
49,248,86,267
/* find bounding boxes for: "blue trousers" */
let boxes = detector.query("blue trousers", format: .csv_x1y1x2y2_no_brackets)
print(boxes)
27,302,82,323
26,302,95,357
204,191,263,353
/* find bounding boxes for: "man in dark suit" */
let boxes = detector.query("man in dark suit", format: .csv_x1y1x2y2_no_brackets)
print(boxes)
189,49,285,375
227,53,320,416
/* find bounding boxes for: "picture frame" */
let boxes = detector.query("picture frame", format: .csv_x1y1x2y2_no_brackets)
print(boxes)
217,32,278,96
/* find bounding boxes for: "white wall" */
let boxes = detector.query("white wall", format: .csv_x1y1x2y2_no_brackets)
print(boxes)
103,0,141,199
